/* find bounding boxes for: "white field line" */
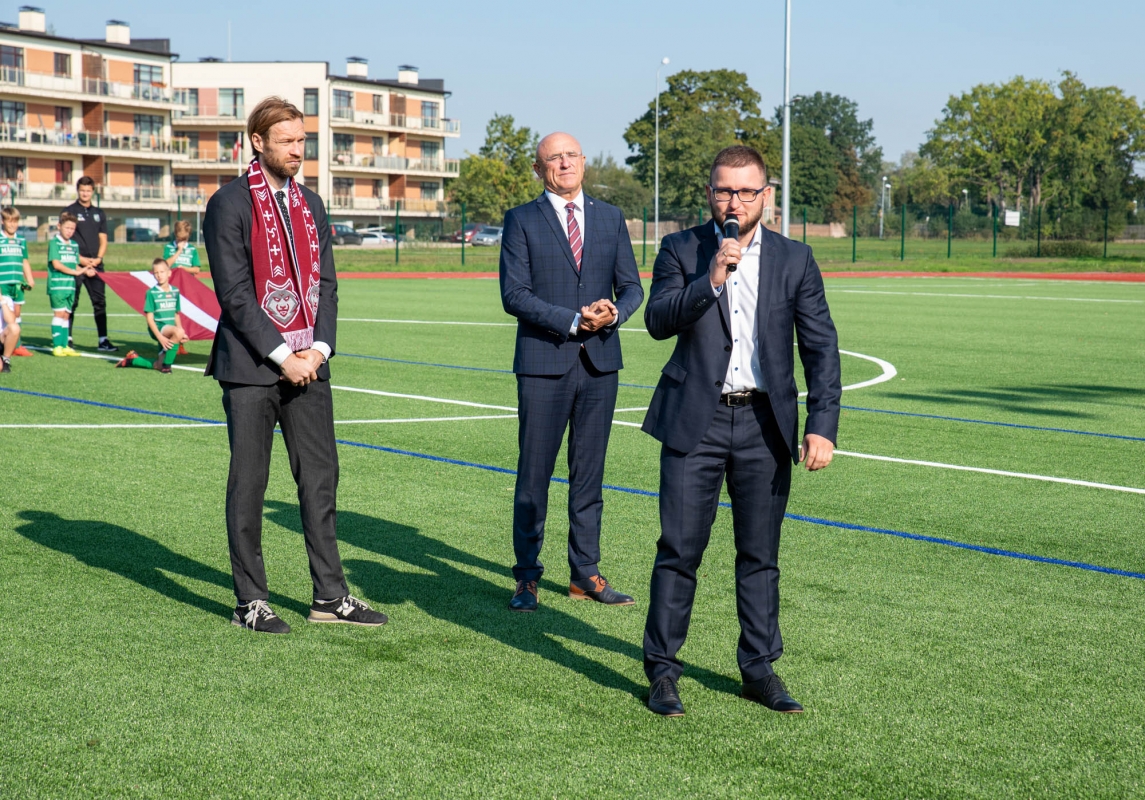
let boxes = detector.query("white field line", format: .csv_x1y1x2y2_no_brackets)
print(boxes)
834,450,1145,495
21,312,141,317
831,289,1142,304
330,385,517,411
0,423,223,429
340,318,515,327
334,414,517,424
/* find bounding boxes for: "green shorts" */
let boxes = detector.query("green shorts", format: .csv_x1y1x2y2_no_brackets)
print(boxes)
0,283,23,304
48,290,75,312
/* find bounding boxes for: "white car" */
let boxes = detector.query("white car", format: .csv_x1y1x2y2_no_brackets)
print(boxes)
360,231,397,246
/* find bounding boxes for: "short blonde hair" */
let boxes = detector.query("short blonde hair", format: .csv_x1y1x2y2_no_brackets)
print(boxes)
248,97,304,153
1,206,20,221
174,220,192,238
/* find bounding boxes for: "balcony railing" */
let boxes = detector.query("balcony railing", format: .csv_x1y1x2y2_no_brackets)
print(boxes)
183,147,242,164
330,153,459,173
172,100,246,121
0,66,181,104
12,182,170,203
174,187,207,202
0,124,188,154
101,185,170,202
328,110,460,135
328,196,446,213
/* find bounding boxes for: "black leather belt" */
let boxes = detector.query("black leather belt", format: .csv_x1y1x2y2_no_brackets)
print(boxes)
719,390,762,407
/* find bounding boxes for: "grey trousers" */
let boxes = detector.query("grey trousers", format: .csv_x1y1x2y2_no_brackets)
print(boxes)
220,379,348,604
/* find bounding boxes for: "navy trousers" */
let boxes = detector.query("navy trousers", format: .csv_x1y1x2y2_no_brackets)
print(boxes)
512,349,618,583
643,395,792,684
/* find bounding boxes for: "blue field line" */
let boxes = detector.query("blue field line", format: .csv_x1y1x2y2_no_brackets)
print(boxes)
338,351,657,389
11,385,1144,582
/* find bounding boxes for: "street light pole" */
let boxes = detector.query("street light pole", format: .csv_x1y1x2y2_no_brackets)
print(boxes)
655,56,669,251
780,0,792,238
879,176,887,239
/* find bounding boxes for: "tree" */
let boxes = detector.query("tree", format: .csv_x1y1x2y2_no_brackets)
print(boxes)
583,155,651,219
760,124,837,215
623,70,766,213
448,114,539,223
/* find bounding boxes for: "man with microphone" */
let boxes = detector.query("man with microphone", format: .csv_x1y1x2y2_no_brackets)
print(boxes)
640,145,841,716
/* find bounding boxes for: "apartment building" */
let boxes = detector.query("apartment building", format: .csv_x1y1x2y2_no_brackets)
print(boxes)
0,6,184,240
170,57,460,226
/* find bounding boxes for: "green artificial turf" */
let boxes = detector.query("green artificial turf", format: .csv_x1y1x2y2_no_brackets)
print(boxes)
1,271,1143,798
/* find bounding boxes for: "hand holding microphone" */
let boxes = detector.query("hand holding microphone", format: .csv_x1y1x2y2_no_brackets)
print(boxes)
710,216,742,288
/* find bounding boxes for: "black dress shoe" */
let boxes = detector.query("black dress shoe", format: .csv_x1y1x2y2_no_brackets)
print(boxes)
569,575,635,605
741,673,803,713
508,580,538,612
647,676,684,716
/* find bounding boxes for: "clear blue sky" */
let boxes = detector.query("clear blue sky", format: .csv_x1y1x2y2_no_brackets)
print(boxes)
27,0,1145,168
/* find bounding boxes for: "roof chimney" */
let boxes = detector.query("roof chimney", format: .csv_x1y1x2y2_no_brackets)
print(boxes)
346,57,368,78
18,6,45,32
397,65,419,85
105,19,131,45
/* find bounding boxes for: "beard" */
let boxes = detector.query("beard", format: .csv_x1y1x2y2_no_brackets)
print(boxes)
261,150,301,182
709,199,765,236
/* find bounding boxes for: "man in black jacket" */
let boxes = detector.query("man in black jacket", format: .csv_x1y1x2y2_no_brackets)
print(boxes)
203,96,386,634
640,146,841,716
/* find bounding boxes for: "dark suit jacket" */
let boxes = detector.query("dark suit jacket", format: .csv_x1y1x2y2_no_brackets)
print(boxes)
641,222,841,462
203,174,338,385
499,193,644,375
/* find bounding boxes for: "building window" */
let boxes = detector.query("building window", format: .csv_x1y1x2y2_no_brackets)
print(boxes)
55,160,72,184
372,94,385,114
332,177,353,196
0,46,23,81
183,131,200,158
219,131,240,162
0,100,25,127
0,156,26,182
421,101,439,127
372,136,385,154
219,88,244,118
304,133,318,160
135,164,162,185
420,182,440,200
333,133,353,164
133,64,164,100
184,88,199,116
373,179,385,198
333,90,352,120
134,114,164,138
174,174,198,189
55,106,71,132
303,88,319,117
53,53,70,77
419,141,441,162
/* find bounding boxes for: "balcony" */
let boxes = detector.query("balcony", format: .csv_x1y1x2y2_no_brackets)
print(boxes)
0,124,188,157
0,66,182,107
177,148,245,169
329,109,460,136
172,100,246,125
328,196,445,214
330,152,459,175
13,182,171,204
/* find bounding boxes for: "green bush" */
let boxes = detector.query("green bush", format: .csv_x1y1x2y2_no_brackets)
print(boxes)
1007,240,1102,258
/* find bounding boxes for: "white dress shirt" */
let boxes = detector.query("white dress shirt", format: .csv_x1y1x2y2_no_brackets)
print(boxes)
712,221,766,394
264,169,331,367
543,189,588,335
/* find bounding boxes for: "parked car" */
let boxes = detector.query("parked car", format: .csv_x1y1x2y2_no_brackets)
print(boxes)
360,231,397,245
450,223,483,243
471,226,503,246
126,227,158,242
331,223,363,245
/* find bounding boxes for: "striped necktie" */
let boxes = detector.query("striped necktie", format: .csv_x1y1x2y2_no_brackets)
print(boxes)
565,202,582,271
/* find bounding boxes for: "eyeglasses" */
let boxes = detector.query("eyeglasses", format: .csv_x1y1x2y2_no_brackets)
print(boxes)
709,186,765,203
539,151,584,164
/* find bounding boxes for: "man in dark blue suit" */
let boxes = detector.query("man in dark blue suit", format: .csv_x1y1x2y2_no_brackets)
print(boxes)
499,132,645,612
640,146,842,716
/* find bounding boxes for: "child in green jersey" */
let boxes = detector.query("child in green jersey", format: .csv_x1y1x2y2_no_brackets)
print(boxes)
48,213,92,357
0,207,34,357
0,294,19,373
115,258,188,374
163,220,202,274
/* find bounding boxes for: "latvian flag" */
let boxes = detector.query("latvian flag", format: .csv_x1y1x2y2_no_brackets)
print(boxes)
99,268,221,340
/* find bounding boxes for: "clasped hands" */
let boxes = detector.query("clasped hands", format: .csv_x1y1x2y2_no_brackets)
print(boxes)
576,299,618,333
279,349,324,386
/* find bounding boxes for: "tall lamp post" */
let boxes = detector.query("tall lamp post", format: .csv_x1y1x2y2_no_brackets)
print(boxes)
780,0,792,238
655,56,669,250
879,176,889,239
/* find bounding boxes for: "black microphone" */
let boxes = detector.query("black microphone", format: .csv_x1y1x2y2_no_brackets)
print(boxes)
722,217,740,272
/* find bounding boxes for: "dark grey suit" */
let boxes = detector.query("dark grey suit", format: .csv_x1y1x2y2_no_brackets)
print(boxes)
641,222,841,684
499,193,644,582
203,174,347,604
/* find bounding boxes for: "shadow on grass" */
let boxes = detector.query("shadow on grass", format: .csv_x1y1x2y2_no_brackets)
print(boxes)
12,510,308,620
884,384,1144,419
264,501,740,699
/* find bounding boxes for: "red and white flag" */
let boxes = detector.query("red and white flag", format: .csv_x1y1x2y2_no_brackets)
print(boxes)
99,268,220,341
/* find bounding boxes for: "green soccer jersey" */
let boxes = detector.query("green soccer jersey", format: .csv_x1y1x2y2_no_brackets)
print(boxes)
163,241,201,269
47,235,79,292
145,284,181,329
0,232,28,285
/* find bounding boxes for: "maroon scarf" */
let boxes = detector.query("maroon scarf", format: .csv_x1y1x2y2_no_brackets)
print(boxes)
248,157,322,352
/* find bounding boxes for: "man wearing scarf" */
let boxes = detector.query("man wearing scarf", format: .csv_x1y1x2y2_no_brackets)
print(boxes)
204,96,387,634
